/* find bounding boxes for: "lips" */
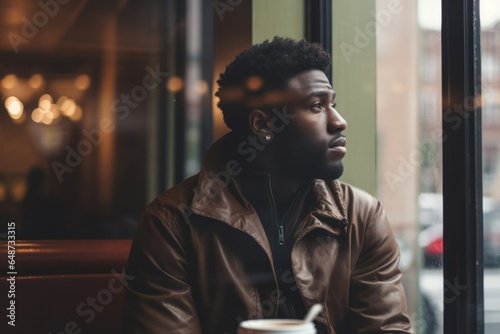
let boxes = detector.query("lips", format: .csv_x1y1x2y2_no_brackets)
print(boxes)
328,136,347,155
328,136,347,149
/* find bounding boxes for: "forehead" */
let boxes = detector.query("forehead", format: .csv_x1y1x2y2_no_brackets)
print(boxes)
285,70,333,93
253,70,333,107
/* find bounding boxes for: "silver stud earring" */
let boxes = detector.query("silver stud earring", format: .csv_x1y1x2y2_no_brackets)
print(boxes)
265,134,271,141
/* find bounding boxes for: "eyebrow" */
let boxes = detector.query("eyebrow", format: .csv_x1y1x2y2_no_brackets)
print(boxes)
302,90,336,102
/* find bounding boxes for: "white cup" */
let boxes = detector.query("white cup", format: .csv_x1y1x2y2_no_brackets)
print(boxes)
237,319,316,334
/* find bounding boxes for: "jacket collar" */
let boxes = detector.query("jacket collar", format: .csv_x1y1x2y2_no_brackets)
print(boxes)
190,133,348,238
191,133,254,226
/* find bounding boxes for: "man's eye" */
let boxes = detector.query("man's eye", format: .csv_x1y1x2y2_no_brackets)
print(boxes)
312,102,322,109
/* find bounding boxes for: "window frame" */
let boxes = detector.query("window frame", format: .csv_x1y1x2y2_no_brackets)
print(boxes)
441,0,484,333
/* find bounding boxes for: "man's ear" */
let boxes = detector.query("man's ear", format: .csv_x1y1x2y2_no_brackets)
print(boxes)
248,109,271,135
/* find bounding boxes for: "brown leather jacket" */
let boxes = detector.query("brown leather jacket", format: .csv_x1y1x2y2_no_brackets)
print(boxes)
124,135,412,334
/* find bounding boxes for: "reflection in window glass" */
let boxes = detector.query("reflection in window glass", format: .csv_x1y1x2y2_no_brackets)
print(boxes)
375,0,442,332
0,0,177,240
481,0,500,332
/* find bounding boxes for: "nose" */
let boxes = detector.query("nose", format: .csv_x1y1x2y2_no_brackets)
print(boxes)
327,106,348,133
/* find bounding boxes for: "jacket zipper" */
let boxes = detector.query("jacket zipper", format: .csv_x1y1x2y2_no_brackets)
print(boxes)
265,175,284,248
265,175,288,317
278,225,284,245
265,176,312,317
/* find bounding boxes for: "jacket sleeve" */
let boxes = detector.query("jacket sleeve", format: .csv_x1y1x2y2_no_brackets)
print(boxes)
123,206,202,334
347,199,413,334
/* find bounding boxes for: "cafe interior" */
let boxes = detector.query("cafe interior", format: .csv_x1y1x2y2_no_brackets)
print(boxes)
1,0,498,333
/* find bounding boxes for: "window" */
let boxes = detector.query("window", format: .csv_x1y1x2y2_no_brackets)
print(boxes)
0,0,202,239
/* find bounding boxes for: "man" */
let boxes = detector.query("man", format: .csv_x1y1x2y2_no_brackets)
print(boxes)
124,37,412,333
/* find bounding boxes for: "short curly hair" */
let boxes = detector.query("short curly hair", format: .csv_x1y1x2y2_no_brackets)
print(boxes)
216,37,331,133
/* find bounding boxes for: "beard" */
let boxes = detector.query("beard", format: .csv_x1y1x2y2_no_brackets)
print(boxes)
297,141,345,180
313,161,344,180
276,141,345,181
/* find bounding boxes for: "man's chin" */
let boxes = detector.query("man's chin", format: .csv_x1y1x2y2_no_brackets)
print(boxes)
316,163,344,180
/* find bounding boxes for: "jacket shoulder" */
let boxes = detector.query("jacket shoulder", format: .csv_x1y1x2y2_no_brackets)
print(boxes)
145,174,199,226
325,180,384,224
335,180,378,206
321,180,379,207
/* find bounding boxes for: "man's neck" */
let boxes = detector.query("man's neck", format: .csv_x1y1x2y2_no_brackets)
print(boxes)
242,163,304,216
268,171,303,211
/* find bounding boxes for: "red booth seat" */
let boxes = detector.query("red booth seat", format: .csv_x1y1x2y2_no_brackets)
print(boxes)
0,239,132,334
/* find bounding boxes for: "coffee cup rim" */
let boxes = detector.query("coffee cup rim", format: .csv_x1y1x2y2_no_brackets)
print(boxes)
239,319,315,331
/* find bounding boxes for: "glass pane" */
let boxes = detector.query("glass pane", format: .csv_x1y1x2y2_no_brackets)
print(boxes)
374,0,442,333
0,0,178,239
416,1,443,333
481,0,500,332
333,0,434,331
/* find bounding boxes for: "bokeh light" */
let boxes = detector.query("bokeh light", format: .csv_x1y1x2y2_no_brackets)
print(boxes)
196,80,208,95
39,94,53,110
166,76,184,93
246,76,263,91
75,74,91,90
29,74,44,89
31,108,43,123
1,74,18,90
5,96,24,119
69,105,82,122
